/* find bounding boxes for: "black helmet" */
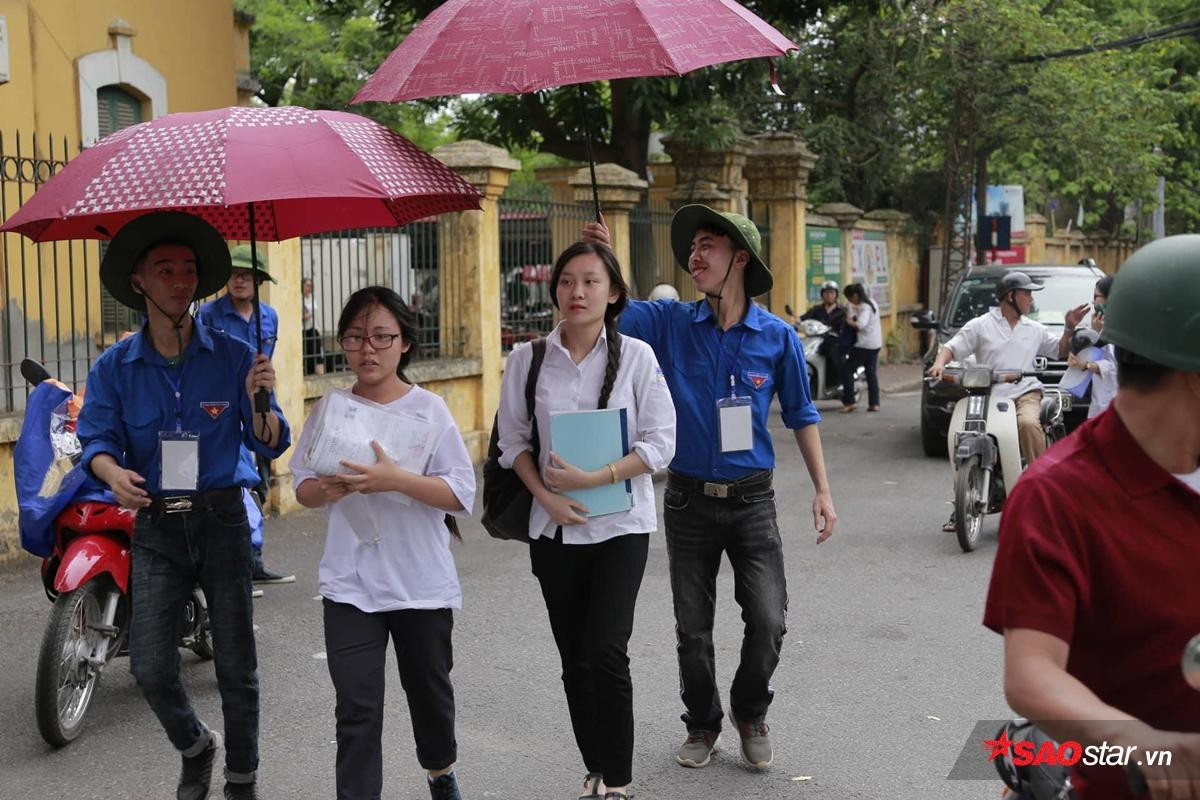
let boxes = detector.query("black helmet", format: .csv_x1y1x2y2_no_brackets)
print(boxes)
996,271,1044,298
1069,327,1101,355
992,719,1073,800
1078,257,1098,269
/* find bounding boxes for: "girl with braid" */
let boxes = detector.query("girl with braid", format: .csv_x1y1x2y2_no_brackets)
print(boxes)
497,241,676,800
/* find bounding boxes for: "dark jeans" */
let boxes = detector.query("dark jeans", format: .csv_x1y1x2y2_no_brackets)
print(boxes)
529,530,649,788
663,476,787,733
129,496,258,780
843,346,881,408
323,600,457,800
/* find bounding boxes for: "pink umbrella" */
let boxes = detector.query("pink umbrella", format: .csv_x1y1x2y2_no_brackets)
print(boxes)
351,0,798,217
1,105,481,410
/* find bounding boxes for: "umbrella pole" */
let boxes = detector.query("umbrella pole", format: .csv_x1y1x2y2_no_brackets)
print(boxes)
249,202,270,414
576,84,602,223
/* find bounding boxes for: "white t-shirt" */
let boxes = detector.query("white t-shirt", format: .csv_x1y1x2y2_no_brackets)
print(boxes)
497,325,677,545
944,307,1062,399
290,385,476,613
1174,467,1200,497
849,301,883,350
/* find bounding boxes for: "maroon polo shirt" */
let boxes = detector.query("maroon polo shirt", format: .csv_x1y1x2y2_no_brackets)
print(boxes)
984,407,1200,799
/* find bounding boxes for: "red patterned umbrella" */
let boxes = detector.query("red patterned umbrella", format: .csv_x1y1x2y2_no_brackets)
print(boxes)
352,0,798,218
1,106,482,384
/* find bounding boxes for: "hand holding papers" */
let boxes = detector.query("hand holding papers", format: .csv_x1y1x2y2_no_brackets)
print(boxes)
548,408,633,519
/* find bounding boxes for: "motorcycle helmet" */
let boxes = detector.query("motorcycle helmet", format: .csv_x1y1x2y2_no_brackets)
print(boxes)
992,719,1074,800
821,280,839,292
1068,328,1101,355
648,282,681,302
996,271,1044,297
1102,234,1200,372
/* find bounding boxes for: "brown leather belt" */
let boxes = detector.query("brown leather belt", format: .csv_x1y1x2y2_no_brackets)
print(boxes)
666,469,772,500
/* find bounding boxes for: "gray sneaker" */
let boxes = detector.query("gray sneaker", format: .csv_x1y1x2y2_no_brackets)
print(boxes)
730,711,772,769
676,730,720,768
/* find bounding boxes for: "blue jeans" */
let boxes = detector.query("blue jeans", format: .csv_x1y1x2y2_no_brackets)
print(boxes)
129,495,259,781
663,474,788,733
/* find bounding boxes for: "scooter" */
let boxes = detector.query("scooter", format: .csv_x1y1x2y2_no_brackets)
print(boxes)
935,363,1069,552
16,371,213,747
785,307,866,403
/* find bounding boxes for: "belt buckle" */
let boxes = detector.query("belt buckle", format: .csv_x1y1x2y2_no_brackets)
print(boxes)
702,482,729,499
162,496,193,514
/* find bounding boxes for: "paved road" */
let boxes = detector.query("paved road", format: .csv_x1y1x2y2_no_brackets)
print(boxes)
0,390,1012,800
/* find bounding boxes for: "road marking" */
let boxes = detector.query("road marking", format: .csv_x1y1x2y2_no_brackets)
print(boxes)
889,390,922,398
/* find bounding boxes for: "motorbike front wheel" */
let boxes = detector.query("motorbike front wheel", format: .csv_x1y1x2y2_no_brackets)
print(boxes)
35,577,112,746
954,456,986,553
183,590,214,661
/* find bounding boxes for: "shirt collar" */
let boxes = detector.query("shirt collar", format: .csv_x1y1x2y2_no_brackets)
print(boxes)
689,299,765,332
546,321,608,356
1091,406,1180,498
123,317,215,365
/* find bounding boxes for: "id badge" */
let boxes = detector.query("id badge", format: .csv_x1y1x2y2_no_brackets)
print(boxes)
716,396,753,453
159,431,199,491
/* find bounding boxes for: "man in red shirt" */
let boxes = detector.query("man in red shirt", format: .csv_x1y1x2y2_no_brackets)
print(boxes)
983,234,1200,800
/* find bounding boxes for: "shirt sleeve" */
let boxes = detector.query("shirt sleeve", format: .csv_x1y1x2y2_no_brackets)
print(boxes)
618,299,666,352
944,317,978,360
983,477,1086,644
626,341,676,472
194,302,214,329
858,304,874,334
1096,344,1117,379
1038,322,1063,358
777,326,822,429
496,342,534,469
288,395,325,489
235,343,292,460
426,403,477,518
76,353,126,480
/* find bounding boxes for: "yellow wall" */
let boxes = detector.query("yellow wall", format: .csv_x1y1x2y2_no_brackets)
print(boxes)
2,0,237,136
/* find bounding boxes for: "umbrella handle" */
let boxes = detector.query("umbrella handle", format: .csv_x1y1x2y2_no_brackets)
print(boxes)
249,206,271,414
576,84,602,223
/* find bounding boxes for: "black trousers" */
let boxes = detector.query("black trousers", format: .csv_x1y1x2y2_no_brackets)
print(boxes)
323,600,457,800
529,530,649,788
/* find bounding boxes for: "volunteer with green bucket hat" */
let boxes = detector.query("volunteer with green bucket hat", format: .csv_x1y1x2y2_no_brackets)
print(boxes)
77,211,290,800
584,205,837,771
983,236,1200,799
197,244,294,585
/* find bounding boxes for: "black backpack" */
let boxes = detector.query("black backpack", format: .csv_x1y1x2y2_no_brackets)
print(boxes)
480,339,546,542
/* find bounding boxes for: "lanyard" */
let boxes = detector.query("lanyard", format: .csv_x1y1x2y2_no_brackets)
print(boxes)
711,328,747,397
158,364,186,432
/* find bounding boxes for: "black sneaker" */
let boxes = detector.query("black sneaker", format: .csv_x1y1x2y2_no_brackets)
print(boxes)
223,782,259,800
251,566,295,585
428,772,463,800
177,731,220,800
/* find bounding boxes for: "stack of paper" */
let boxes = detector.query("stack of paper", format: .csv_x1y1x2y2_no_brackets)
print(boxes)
550,408,632,518
301,389,441,479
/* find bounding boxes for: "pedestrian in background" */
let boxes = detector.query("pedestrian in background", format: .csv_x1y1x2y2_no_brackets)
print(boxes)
840,282,882,413
291,286,475,800
1068,274,1117,419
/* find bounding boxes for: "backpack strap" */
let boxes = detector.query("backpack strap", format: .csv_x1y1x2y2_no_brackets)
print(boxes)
524,338,547,421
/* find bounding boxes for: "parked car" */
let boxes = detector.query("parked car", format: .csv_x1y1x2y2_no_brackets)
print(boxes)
911,263,1105,457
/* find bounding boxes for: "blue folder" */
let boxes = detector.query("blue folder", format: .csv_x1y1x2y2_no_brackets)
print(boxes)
549,408,633,518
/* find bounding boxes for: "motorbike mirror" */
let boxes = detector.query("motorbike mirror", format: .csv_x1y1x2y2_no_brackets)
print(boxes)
910,310,938,330
1184,634,1200,692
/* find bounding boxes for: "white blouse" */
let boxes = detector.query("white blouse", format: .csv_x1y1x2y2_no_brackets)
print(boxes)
290,385,476,613
497,324,676,545
850,301,883,350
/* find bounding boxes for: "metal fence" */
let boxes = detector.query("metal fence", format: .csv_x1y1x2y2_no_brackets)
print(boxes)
497,195,592,352
300,219,455,376
629,197,675,298
0,131,133,414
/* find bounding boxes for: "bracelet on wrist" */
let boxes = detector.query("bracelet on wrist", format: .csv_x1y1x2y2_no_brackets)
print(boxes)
607,463,618,484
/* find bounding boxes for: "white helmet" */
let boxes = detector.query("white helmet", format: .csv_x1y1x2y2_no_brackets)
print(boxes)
648,282,680,302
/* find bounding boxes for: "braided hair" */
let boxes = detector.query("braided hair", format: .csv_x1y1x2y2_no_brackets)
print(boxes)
549,241,629,408
335,286,461,541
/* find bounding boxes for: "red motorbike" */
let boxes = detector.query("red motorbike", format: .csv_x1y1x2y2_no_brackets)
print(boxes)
18,363,212,747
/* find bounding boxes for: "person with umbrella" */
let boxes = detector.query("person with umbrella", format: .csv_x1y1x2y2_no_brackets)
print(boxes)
585,210,837,772
76,212,290,800
196,245,295,585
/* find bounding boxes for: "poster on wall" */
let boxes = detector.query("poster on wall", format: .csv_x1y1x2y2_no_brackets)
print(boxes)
970,185,1026,238
851,230,890,312
805,227,841,304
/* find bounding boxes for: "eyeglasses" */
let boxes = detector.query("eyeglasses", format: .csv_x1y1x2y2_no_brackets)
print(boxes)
230,270,265,285
339,333,401,351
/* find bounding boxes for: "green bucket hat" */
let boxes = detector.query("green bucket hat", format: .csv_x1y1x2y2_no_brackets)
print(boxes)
229,244,276,283
99,212,232,312
670,204,773,297
1103,234,1200,372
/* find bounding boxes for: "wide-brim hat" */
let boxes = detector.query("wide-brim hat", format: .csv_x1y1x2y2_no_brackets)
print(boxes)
100,212,231,312
670,204,773,297
229,244,276,283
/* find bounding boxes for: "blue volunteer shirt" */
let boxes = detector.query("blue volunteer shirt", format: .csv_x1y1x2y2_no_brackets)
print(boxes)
619,298,820,481
196,294,278,358
77,319,290,495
